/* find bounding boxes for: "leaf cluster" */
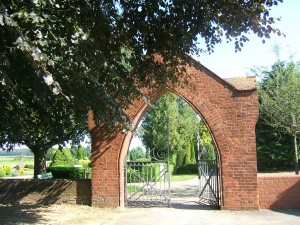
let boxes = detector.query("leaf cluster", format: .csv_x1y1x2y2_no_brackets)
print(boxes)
258,60,300,136
0,1,284,151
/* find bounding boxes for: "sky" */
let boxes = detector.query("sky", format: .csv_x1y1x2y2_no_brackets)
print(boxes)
196,1,300,79
130,1,300,150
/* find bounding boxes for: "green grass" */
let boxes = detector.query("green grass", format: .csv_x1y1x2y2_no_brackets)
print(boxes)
0,156,34,177
170,174,197,182
127,185,144,193
0,156,34,167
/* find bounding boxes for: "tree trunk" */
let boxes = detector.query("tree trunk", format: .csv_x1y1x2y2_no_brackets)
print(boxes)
32,148,48,178
293,134,299,175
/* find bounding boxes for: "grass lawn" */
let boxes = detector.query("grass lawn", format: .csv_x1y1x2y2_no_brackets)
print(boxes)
0,156,34,167
170,174,197,182
0,156,34,177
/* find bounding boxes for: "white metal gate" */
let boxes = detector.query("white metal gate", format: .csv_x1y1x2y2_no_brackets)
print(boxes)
198,157,220,207
125,140,171,207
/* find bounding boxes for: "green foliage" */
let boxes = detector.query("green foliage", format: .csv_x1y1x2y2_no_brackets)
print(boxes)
78,159,91,168
140,93,200,164
0,1,283,176
46,167,86,179
129,146,145,161
3,165,11,175
256,118,295,171
83,147,91,160
50,148,74,167
258,60,300,135
140,93,216,167
0,156,34,168
257,59,300,173
175,164,198,175
19,168,25,175
0,167,6,177
127,163,161,183
201,143,216,161
135,158,151,162
45,149,56,161
185,141,191,164
176,150,186,167
25,164,34,169
76,145,84,160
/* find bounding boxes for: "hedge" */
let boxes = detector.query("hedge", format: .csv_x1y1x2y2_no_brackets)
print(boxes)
46,166,89,179
175,163,198,174
126,162,163,183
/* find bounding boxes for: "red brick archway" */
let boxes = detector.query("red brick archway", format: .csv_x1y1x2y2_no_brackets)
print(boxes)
88,59,259,210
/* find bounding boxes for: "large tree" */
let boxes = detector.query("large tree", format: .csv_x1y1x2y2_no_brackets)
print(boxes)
256,117,294,171
1,0,284,124
258,60,300,174
0,1,283,174
0,53,87,177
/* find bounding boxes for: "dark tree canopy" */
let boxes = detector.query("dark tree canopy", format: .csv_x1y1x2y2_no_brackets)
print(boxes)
1,0,283,125
0,1,283,175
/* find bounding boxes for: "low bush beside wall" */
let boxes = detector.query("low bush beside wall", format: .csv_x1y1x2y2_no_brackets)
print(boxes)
46,167,91,179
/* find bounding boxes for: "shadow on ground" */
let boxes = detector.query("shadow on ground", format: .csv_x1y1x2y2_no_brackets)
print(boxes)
171,201,217,210
271,209,300,218
0,204,52,224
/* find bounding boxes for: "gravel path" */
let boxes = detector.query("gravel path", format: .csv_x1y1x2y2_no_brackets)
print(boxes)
1,203,299,225
0,178,300,225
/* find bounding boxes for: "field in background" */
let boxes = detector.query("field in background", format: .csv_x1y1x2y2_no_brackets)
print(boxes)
0,155,34,177
0,156,34,167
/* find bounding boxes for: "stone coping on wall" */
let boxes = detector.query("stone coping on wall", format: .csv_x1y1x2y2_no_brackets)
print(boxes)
258,172,299,177
224,76,257,91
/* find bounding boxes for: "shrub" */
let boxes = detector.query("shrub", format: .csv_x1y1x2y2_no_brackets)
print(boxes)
0,167,6,177
127,162,161,183
78,159,91,168
46,167,85,179
25,164,34,169
136,158,151,162
176,150,186,167
51,148,74,167
19,168,25,175
4,165,11,175
175,163,198,174
76,145,84,160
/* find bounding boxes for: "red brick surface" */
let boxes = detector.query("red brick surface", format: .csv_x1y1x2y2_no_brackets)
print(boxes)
89,60,260,210
0,179,91,205
258,174,300,209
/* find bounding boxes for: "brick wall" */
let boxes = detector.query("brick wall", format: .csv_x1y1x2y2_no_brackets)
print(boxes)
258,174,300,209
0,179,91,205
89,59,260,210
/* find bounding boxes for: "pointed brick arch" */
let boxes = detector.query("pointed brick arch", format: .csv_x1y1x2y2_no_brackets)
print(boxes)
88,60,259,210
